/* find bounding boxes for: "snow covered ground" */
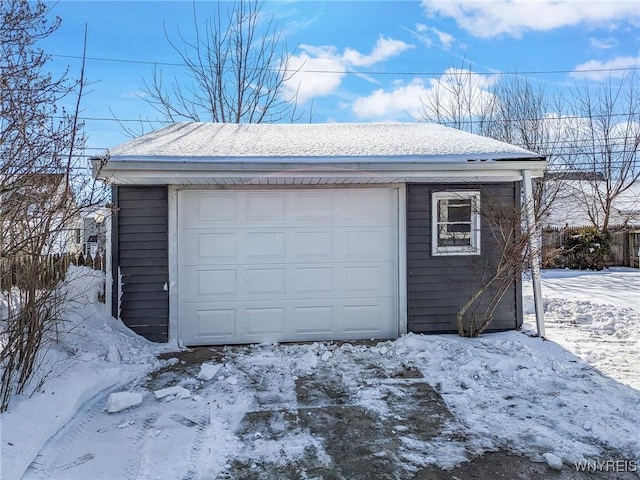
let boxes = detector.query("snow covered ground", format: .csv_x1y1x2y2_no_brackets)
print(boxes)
524,268,640,390
0,266,638,479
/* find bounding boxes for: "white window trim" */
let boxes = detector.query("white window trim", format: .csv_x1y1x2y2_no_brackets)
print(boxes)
432,191,481,256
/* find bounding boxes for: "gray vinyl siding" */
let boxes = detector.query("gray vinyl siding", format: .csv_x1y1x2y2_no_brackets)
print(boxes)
112,186,169,342
407,182,523,334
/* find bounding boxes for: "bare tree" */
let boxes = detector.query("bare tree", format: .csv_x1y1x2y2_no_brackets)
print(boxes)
567,73,640,232
0,0,98,411
417,57,495,134
140,0,298,125
456,191,535,337
481,75,570,224
419,67,569,227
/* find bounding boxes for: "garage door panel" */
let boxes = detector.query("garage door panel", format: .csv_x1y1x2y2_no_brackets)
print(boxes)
196,309,236,338
341,304,384,333
198,233,238,260
292,306,334,334
178,188,398,345
246,232,286,259
247,268,286,294
337,190,396,223
291,231,334,260
343,265,385,293
246,192,286,221
291,191,334,220
179,232,238,265
245,308,286,335
180,191,239,224
342,229,395,260
197,269,237,296
294,267,334,294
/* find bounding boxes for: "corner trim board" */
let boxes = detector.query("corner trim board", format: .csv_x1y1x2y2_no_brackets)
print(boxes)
397,183,408,335
168,185,179,344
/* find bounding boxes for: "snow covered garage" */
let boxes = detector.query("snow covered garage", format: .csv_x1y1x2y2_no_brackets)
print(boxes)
93,123,546,345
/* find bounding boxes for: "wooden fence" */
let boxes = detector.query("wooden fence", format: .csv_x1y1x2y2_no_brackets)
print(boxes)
542,227,638,268
0,252,106,291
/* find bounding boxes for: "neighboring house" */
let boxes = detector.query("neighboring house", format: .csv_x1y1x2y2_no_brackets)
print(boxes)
0,173,82,256
543,179,640,267
92,122,546,345
81,209,109,258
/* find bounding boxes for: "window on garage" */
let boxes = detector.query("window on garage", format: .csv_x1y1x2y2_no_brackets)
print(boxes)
432,191,480,256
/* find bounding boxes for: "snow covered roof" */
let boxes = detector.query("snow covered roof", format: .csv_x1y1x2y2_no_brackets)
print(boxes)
93,122,546,185
544,180,640,229
107,122,541,160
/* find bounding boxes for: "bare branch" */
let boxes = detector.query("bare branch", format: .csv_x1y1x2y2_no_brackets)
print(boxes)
136,0,300,128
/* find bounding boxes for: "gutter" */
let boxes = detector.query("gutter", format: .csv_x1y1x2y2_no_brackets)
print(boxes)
91,155,547,184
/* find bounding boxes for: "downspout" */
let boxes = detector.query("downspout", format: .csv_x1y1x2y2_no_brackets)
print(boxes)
521,169,545,337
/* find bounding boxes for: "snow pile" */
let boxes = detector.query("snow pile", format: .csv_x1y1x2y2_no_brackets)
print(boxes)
54,265,161,366
0,265,168,480
392,332,640,466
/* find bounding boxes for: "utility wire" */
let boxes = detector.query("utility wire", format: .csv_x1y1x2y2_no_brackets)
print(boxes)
49,53,640,77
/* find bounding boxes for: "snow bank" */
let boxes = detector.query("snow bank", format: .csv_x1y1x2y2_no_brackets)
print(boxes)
0,266,168,480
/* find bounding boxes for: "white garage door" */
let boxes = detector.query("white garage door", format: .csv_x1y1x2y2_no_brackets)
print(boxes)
177,188,398,345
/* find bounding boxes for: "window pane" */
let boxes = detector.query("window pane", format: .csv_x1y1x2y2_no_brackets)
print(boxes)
438,224,471,246
447,202,471,223
448,223,471,233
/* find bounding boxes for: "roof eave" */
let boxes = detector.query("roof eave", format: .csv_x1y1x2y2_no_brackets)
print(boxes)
91,156,547,185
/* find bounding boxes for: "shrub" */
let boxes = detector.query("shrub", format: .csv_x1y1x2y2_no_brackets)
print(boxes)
564,227,612,270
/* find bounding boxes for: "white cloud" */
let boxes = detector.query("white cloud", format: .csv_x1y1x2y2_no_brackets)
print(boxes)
352,69,497,121
421,0,640,38
571,55,640,80
352,78,428,118
589,37,617,50
283,46,347,103
431,27,454,50
283,37,413,103
410,23,455,50
343,37,413,67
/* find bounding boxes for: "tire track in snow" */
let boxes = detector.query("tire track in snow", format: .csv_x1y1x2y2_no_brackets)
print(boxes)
22,386,118,480
120,409,161,480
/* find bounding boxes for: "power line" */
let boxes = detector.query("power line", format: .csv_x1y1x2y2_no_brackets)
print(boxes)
42,111,636,126
49,53,640,77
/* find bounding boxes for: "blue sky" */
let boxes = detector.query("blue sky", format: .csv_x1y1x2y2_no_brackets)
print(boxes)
40,1,640,157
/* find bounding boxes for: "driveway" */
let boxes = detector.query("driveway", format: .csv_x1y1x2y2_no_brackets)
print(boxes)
22,341,638,480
